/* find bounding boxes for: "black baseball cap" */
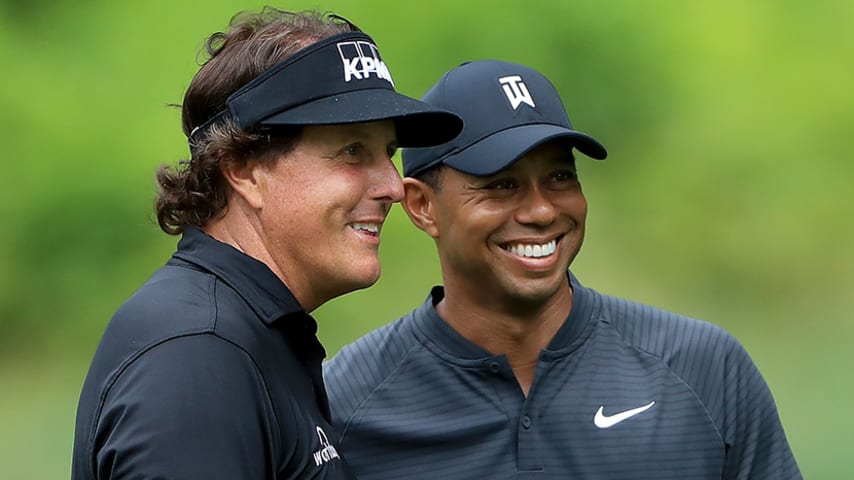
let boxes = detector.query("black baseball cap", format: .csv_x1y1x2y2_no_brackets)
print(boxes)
403,60,606,177
191,31,463,148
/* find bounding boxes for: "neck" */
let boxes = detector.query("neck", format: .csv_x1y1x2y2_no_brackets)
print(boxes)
436,283,573,396
203,203,320,312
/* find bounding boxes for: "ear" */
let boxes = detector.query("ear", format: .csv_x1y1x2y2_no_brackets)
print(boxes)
400,177,440,239
219,158,264,209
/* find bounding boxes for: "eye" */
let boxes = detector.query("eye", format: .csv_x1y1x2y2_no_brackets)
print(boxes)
551,169,578,183
486,178,518,190
344,143,362,156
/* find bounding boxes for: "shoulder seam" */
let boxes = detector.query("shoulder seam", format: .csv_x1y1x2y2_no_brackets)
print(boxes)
338,341,422,445
90,333,282,457
88,309,282,464
606,320,727,446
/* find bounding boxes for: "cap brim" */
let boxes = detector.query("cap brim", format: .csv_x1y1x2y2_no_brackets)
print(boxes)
258,88,463,148
443,124,607,176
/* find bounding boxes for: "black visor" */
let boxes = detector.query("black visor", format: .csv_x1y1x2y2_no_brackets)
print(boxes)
193,32,462,148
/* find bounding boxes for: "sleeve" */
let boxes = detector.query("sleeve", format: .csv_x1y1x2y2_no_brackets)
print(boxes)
323,321,409,442
92,334,279,480
324,348,371,444
721,338,802,479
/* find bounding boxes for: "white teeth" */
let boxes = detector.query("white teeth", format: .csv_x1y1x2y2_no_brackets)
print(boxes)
351,223,379,234
507,239,557,258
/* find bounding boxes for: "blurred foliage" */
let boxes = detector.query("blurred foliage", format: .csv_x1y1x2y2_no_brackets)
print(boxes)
1,0,852,477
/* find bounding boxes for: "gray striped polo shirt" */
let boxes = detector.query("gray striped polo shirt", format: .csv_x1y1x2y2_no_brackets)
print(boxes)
324,274,800,479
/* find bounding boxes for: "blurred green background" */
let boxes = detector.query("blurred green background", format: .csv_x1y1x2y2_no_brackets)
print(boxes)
1,0,851,477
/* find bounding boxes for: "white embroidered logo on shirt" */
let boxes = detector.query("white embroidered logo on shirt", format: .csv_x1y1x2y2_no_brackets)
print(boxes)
312,426,341,466
593,401,656,428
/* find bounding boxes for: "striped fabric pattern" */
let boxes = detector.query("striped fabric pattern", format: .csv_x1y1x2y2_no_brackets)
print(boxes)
324,275,801,479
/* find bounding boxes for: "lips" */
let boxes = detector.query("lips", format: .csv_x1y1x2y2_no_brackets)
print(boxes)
350,222,380,236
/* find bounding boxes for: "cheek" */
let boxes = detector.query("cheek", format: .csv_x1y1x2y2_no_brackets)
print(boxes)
563,190,588,221
445,207,506,244
258,171,323,232
322,165,375,200
261,162,311,198
577,197,589,221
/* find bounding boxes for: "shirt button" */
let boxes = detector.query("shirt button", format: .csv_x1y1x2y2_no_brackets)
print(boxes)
488,362,501,373
521,415,532,429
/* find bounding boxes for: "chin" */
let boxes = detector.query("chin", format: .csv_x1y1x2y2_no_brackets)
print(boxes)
508,276,566,302
341,263,382,292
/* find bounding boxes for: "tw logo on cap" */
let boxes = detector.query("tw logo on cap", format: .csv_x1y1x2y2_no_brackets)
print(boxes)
337,41,394,86
498,75,535,110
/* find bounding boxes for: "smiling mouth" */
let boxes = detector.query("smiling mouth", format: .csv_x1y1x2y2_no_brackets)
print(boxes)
350,222,380,237
501,236,561,258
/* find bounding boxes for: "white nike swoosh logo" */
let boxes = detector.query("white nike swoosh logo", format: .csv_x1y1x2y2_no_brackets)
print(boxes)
593,401,656,428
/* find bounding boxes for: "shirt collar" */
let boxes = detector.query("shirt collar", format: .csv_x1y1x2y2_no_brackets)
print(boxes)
411,271,599,360
543,271,598,355
171,226,305,325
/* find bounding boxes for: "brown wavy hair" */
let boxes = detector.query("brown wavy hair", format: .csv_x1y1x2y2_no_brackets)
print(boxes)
155,8,357,234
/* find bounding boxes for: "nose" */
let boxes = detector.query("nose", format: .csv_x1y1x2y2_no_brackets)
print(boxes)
370,155,405,204
515,186,557,226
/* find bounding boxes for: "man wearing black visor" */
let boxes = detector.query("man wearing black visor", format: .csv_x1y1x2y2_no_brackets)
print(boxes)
71,8,461,479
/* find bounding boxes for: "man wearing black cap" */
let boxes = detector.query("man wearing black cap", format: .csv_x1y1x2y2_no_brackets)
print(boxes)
324,60,801,479
71,8,461,480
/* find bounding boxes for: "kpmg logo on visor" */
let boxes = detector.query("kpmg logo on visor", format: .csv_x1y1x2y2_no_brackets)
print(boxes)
337,40,394,86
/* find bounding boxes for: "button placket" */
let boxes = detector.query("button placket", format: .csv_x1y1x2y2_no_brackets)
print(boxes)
517,407,540,471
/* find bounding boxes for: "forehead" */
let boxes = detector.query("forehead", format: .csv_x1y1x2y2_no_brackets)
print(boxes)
493,141,576,175
299,119,397,144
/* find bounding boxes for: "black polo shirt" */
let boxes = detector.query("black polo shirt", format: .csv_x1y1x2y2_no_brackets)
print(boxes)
72,226,355,479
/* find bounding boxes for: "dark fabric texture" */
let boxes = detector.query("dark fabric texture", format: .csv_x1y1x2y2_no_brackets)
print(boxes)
72,226,355,479
325,273,801,480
